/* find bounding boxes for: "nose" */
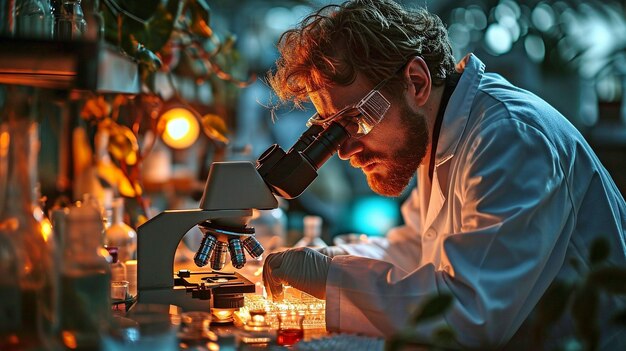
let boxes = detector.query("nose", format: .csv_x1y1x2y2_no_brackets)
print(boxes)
338,137,362,160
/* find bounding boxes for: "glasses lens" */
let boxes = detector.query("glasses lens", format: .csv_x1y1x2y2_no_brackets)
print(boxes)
306,85,391,138
354,89,390,135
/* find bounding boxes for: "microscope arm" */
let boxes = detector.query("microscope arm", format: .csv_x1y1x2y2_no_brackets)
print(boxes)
138,208,252,292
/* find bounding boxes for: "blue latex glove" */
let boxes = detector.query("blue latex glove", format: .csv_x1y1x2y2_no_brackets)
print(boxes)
263,247,331,301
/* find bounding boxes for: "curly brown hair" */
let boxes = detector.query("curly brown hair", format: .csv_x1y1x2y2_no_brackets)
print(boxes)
267,0,456,108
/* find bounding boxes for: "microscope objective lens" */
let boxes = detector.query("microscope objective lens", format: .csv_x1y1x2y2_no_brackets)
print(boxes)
241,236,264,259
194,233,218,267
228,238,247,269
210,241,229,270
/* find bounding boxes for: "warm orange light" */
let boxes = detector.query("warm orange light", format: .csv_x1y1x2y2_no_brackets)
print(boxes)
159,107,200,149
61,331,78,349
212,308,234,321
41,217,52,242
0,131,9,157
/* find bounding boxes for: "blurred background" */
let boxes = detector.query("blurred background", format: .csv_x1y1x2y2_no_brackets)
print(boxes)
3,0,626,247
203,0,626,245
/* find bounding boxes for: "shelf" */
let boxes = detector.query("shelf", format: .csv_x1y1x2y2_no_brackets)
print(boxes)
0,36,140,94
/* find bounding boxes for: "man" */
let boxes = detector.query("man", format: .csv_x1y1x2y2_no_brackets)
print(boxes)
262,0,626,349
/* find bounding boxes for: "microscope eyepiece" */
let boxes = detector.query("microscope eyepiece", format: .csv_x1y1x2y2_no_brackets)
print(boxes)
259,121,350,199
302,122,350,170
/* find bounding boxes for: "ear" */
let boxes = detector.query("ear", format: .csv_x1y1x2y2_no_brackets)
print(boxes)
404,56,431,107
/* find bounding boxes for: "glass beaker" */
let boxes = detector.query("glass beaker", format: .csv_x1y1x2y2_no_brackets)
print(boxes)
276,311,305,346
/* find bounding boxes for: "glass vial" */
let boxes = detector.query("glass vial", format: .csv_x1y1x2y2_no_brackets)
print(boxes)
276,311,305,347
52,0,86,40
294,215,327,248
106,246,127,282
104,197,137,263
14,0,53,38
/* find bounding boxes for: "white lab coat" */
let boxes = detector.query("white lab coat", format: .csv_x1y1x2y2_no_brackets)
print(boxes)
325,54,626,349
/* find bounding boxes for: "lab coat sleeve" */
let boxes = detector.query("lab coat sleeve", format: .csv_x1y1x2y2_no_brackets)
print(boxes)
325,118,573,349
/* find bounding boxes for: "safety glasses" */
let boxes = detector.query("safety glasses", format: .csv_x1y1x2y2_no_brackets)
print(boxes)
306,77,392,138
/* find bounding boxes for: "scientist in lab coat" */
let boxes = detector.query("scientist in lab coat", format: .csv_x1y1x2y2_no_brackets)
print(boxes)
262,0,626,349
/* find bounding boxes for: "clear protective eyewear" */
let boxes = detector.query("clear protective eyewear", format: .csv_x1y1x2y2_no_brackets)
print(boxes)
306,78,392,138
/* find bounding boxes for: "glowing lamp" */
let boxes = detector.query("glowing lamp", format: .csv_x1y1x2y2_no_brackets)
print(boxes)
158,106,200,149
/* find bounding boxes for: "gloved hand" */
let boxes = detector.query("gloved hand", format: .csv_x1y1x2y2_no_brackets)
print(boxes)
316,246,349,258
263,247,331,301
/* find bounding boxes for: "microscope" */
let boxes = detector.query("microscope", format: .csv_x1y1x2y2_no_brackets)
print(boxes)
137,121,350,312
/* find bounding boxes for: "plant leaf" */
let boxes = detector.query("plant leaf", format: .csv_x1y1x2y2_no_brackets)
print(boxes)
571,285,599,348
589,237,610,265
200,113,229,144
107,122,139,166
589,266,626,294
612,310,626,326
535,281,573,326
189,0,213,37
102,0,181,57
411,294,453,324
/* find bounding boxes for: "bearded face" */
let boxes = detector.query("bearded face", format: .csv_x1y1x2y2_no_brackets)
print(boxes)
349,101,429,196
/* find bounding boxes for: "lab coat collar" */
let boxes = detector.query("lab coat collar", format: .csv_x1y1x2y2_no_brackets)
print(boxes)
434,54,485,166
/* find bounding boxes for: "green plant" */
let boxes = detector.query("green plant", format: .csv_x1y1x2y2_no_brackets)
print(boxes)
99,0,254,91
386,294,459,351
532,237,626,351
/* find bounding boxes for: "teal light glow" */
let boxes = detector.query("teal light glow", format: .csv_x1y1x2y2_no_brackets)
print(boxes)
351,197,399,236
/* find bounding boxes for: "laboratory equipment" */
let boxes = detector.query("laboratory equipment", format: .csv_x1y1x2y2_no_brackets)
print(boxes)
137,121,350,311
104,197,137,262
277,311,305,346
107,246,127,282
61,200,111,349
52,0,86,39
295,215,327,248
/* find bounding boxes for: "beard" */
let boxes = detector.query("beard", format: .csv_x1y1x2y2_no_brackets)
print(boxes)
351,104,429,196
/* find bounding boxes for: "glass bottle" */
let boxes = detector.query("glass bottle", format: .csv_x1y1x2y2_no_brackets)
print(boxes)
104,197,136,262
294,215,327,248
52,0,86,40
60,200,111,350
14,0,54,39
0,86,55,350
1,0,16,35
105,246,126,282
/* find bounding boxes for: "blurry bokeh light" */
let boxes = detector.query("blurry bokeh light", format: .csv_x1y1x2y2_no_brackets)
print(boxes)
485,23,512,55
265,7,297,32
448,23,471,49
159,107,200,149
467,6,488,30
351,197,399,236
531,3,556,32
524,35,545,63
